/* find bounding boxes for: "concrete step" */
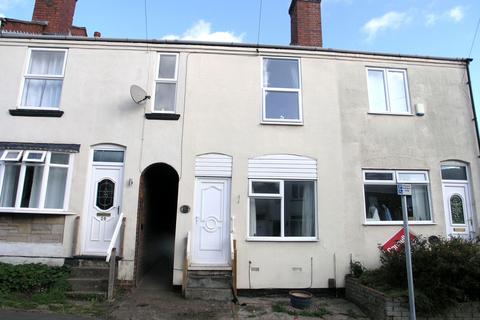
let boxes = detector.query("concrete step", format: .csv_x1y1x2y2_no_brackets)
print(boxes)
65,257,109,268
68,278,108,292
184,288,233,301
70,266,109,279
187,270,232,289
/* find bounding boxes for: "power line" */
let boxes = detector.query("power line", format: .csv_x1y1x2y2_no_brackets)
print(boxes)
144,0,149,41
468,16,480,58
256,0,263,46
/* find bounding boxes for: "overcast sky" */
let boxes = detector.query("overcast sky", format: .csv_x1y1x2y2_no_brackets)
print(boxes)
1,0,479,108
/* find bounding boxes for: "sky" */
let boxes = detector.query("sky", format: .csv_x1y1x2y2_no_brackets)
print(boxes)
1,0,479,109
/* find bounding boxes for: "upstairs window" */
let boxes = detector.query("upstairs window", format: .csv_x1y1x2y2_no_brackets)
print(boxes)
363,170,432,223
21,48,67,109
153,53,178,113
367,68,410,114
262,57,302,123
0,150,72,211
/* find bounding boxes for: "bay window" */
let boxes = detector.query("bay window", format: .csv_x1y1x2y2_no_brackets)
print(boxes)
0,150,72,211
20,48,67,109
363,170,432,223
249,180,316,239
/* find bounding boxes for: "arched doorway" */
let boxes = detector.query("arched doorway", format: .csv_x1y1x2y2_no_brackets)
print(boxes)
135,163,179,288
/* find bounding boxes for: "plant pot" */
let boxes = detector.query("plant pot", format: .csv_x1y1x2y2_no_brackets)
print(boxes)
289,290,313,309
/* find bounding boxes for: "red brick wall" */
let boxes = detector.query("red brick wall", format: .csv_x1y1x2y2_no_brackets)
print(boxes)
289,0,322,47
1,20,46,34
32,0,77,34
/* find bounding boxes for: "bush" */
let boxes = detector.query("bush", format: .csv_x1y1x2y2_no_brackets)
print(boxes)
0,262,70,295
359,236,480,315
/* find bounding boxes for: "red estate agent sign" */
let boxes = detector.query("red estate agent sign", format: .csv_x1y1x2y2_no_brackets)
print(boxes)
382,228,416,252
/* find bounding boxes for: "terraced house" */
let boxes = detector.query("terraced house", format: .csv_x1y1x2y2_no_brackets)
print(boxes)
0,0,478,298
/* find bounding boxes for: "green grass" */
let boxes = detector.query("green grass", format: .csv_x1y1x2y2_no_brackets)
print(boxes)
0,291,108,317
272,302,329,318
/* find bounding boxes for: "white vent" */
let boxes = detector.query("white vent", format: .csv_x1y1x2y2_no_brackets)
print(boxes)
195,153,233,177
248,154,317,179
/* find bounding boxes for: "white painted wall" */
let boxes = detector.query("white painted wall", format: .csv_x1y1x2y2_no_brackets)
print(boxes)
0,37,478,288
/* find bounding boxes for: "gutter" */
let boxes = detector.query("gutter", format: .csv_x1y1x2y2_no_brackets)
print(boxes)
465,59,480,157
0,32,471,63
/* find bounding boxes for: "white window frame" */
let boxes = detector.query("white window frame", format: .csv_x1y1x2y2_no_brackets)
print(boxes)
0,150,23,161
152,52,179,114
248,179,317,241
366,67,411,115
0,150,73,213
23,150,47,162
363,169,433,225
261,57,303,125
18,48,68,110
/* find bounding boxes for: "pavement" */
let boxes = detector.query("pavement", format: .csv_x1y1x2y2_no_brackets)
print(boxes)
0,266,369,320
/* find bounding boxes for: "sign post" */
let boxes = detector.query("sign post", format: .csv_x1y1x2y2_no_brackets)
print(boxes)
397,184,416,320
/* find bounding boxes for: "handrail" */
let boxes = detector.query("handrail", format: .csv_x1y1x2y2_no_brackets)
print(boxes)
230,232,235,261
186,231,191,261
182,231,191,296
106,212,125,262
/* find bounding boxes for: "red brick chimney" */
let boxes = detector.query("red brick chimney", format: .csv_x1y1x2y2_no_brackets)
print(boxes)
289,0,322,47
32,0,77,35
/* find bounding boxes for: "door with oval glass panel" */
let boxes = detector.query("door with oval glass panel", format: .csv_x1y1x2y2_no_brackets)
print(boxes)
83,149,124,255
441,164,475,239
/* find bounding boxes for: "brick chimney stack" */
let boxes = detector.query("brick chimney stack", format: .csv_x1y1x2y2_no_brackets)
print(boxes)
32,0,77,34
289,0,322,47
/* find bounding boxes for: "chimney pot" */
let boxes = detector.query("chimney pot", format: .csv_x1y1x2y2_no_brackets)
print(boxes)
94,31,101,38
289,0,323,47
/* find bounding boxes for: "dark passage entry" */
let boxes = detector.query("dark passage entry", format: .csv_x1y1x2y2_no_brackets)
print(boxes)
135,163,179,288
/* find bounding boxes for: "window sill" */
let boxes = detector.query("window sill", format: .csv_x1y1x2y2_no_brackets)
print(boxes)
363,221,436,226
246,237,318,242
9,109,64,117
260,121,303,126
0,209,75,215
367,112,413,117
145,113,181,120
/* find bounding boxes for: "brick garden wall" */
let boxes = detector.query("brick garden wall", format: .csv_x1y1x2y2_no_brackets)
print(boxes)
345,276,480,320
0,213,65,243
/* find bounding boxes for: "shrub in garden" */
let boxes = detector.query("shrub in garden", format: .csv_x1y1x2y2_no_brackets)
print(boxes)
357,236,480,315
0,262,70,295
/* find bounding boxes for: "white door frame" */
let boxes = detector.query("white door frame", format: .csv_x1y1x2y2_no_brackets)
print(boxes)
192,177,231,267
80,145,125,256
442,181,475,239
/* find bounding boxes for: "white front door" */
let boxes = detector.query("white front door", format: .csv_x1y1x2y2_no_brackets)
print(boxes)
84,165,123,255
192,178,230,266
442,183,474,239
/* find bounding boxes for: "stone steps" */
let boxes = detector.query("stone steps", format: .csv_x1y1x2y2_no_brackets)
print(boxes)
184,270,233,301
65,256,110,300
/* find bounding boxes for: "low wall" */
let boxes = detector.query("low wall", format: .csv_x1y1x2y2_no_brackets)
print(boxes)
345,276,480,320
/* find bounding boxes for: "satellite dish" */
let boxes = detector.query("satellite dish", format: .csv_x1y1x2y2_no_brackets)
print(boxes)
130,85,150,104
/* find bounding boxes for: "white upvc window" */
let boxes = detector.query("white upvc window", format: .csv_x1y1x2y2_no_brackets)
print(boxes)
153,53,178,113
366,67,411,114
262,57,302,124
20,48,68,109
0,150,73,212
363,170,432,224
248,179,316,240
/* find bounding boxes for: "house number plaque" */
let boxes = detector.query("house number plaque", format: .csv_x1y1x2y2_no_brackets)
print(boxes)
97,212,111,217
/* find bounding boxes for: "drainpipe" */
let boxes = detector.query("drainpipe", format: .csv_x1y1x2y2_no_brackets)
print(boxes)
465,59,480,157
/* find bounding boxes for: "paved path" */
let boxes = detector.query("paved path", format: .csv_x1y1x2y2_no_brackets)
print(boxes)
108,265,369,320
